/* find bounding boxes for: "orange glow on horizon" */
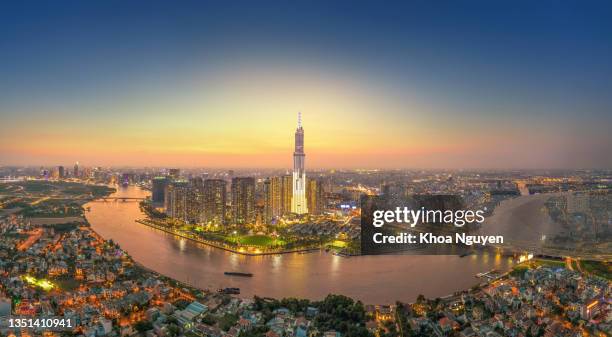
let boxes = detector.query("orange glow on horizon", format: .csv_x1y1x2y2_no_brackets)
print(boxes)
1,64,608,169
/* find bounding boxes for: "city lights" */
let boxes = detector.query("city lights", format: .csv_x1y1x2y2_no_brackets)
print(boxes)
22,275,55,291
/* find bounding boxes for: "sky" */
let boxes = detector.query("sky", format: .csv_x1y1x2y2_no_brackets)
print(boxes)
1,1,611,169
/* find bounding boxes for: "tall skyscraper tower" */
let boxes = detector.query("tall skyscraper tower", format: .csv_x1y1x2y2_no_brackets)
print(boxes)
291,112,308,214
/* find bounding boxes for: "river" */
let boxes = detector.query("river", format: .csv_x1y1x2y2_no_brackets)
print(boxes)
85,185,513,304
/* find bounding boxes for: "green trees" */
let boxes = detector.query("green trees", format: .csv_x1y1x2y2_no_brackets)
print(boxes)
166,323,180,337
239,325,269,337
219,313,239,331
253,294,373,337
134,320,153,332
313,295,371,337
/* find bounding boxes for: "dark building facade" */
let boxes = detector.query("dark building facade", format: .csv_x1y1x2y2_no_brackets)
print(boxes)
152,177,169,204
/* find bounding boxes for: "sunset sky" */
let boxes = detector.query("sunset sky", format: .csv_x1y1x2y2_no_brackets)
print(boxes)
1,1,611,169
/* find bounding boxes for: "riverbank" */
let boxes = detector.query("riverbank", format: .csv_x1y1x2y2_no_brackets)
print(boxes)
85,216,210,299
135,219,320,256
85,184,516,304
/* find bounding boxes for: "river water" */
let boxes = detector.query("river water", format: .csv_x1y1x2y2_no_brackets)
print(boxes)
85,185,513,304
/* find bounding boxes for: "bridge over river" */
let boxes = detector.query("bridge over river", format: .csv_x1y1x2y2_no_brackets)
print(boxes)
91,197,146,202
84,185,515,304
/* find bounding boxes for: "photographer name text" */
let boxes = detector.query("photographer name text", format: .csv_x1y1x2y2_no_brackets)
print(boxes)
372,232,504,246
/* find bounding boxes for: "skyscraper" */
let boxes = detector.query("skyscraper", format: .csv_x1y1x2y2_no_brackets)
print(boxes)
231,177,255,225
291,112,308,214
269,176,283,218
187,178,205,223
58,166,65,179
203,179,227,226
263,178,273,224
281,174,293,215
73,162,79,178
307,178,325,215
152,177,169,204
164,181,189,221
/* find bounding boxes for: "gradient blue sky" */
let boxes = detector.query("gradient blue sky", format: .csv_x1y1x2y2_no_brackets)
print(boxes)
1,1,611,168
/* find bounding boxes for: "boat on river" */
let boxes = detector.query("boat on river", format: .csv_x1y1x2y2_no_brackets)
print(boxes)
218,287,241,294
224,271,253,277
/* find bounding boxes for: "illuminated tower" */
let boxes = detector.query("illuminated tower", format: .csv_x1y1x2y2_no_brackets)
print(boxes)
291,112,308,214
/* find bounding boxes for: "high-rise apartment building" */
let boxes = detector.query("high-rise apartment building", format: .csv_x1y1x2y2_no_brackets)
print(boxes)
263,179,273,224
281,175,293,215
307,178,325,215
152,177,169,204
231,177,255,225
163,180,201,223
164,181,189,222
187,178,204,223
203,179,227,226
269,176,283,218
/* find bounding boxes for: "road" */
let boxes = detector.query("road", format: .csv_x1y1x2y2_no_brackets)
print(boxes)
18,228,43,251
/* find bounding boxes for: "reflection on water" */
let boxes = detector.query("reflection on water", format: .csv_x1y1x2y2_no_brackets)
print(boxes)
85,185,514,304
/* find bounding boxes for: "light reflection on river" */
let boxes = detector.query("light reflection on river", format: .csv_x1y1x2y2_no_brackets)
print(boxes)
85,185,513,304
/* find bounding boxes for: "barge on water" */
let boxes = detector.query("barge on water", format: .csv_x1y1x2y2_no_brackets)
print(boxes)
224,271,253,277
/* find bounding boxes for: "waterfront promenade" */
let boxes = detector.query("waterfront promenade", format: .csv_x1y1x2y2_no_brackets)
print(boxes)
135,218,320,256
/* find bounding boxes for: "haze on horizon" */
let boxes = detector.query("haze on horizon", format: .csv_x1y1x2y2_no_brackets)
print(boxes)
1,1,611,169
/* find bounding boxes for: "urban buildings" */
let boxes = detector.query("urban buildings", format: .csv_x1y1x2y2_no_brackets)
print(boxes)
159,117,327,225
231,177,255,225
164,181,190,222
203,179,227,226
168,168,180,179
269,176,283,218
263,178,273,224
282,174,293,215
263,175,297,222
162,177,228,225
152,176,169,204
187,178,204,224
291,112,308,214
306,178,324,215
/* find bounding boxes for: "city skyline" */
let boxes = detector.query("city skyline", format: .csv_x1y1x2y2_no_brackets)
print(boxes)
1,1,611,169
0,3,609,336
